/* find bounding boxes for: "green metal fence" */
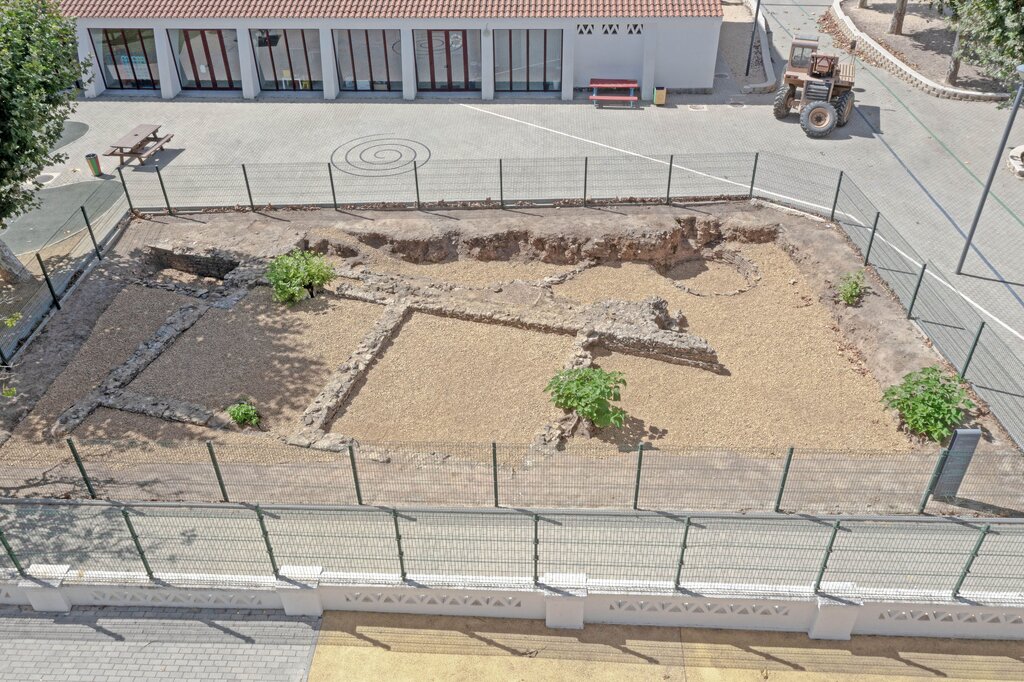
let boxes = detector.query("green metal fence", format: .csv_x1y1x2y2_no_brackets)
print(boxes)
1,438,1021,516
1,499,1022,601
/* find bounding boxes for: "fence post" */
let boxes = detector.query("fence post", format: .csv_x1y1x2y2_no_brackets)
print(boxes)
413,161,421,209
674,516,692,590
0,525,26,577
582,157,588,207
254,505,280,578
328,163,338,210
120,507,154,580
499,159,505,209
391,508,407,581
348,444,363,505
748,152,759,199
958,321,985,380
491,442,499,507
952,524,990,599
80,206,103,260
155,165,172,214
36,253,62,311
906,262,928,319
829,171,844,222
774,447,795,513
116,167,134,213
666,154,674,205
863,212,880,265
632,443,644,510
241,164,255,211
813,520,841,593
532,513,540,586
206,441,229,502
918,449,950,513
65,437,96,499
0,342,8,369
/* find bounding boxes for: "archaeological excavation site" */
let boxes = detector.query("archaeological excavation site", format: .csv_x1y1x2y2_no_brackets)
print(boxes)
0,200,1017,479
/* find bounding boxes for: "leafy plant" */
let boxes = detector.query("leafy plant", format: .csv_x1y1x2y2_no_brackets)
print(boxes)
227,401,261,428
266,250,336,304
836,270,867,306
545,368,627,429
882,366,975,442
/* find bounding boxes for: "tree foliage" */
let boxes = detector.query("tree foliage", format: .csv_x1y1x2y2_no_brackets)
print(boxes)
933,0,1024,93
545,368,627,429
0,0,87,227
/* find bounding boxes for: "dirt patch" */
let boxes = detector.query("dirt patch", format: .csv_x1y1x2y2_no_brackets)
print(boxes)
129,288,383,440
332,313,570,443
357,256,573,288
719,0,768,87
840,0,1003,93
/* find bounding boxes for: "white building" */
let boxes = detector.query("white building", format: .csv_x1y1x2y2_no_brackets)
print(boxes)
64,0,723,102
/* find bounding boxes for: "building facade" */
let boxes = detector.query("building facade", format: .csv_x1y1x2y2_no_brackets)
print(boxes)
63,0,723,101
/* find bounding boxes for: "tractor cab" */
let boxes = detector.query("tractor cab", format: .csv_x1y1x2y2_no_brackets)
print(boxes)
787,37,821,74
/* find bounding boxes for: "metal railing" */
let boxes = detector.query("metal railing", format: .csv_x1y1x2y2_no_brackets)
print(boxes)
2,438,1021,515
1,498,1021,601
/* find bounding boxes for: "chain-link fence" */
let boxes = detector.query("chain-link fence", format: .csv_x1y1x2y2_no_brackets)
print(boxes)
2,438,1021,516
1,499,1021,601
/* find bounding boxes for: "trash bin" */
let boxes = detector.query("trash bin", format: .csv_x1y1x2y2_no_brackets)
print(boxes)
85,153,102,177
654,87,667,106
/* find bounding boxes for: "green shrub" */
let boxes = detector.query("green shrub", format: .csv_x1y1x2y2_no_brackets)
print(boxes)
227,401,261,428
545,368,627,428
882,366,974,442
266,250,336,304
836,270,867,306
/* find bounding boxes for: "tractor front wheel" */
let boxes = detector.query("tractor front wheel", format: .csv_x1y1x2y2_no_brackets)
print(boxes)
773,83,796,119
833,91,855,127
800,101,838,138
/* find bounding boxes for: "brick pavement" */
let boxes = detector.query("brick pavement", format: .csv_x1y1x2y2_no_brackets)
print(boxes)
0,606,319,681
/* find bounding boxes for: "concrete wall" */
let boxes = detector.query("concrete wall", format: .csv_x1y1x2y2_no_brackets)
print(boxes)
652,18,722,92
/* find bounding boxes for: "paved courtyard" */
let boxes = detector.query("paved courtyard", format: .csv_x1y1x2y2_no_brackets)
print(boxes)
0,606,319,681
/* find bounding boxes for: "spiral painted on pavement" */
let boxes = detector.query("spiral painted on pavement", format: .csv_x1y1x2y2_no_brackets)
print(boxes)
331,135,431,177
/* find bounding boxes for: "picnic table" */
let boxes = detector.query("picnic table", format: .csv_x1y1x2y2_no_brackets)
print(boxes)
589,78,639,108
103,124,174,165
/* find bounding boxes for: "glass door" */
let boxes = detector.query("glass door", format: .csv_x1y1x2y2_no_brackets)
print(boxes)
494,29,561,92
88,29,160,90
172,29,241,90
413,29,481,91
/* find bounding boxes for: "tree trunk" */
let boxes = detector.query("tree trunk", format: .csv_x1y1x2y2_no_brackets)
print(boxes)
858,0,868,7
889,0,908,34
0,240,32,285
945,29,961,85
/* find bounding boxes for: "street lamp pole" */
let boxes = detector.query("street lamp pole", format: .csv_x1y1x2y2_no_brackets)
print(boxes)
955,64,1024,274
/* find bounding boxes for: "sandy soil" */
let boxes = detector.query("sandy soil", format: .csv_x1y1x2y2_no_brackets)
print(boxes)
309,612,1024,681
129,287,383,439
7,286,190,445
553,244,910,450
358,256,572,288
332,313,570,442
841,0,1003,92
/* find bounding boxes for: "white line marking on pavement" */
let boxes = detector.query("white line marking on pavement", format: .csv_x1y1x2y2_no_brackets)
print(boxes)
459,103,1024,344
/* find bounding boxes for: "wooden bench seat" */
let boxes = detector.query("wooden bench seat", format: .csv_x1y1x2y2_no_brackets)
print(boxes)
589,94,639,108
103,133,174,165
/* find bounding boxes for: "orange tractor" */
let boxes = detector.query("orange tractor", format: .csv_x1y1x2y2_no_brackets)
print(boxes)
774,35,857,138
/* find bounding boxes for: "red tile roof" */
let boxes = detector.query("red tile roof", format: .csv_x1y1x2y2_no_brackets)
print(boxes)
63,0,722,19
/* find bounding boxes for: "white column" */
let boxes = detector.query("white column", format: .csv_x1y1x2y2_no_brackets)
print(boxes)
154,28,181,99
640,25,658,101
400,28,417,100
320,28,339,99
235,26,260,99
808,592,862,640
481,28,495,100
76,23,105,98
560,26,575,101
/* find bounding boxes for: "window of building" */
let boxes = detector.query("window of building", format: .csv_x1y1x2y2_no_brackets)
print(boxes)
413,29,482,91
493,29,562,92
169,29,241,90
250,29,323,91
88,29,159,90
334,29,402,91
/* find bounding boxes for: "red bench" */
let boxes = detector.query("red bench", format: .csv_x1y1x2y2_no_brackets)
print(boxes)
589,78,640,108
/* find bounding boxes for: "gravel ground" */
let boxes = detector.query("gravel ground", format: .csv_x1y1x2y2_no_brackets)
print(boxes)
8,286,189,444
359,256,572,288
332,312,571,442
554,244,911,450
129,288,384,439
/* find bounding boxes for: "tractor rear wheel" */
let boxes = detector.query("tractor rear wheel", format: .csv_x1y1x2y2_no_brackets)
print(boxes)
800,101,838,138
773,83,796,119
833,91,855,127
